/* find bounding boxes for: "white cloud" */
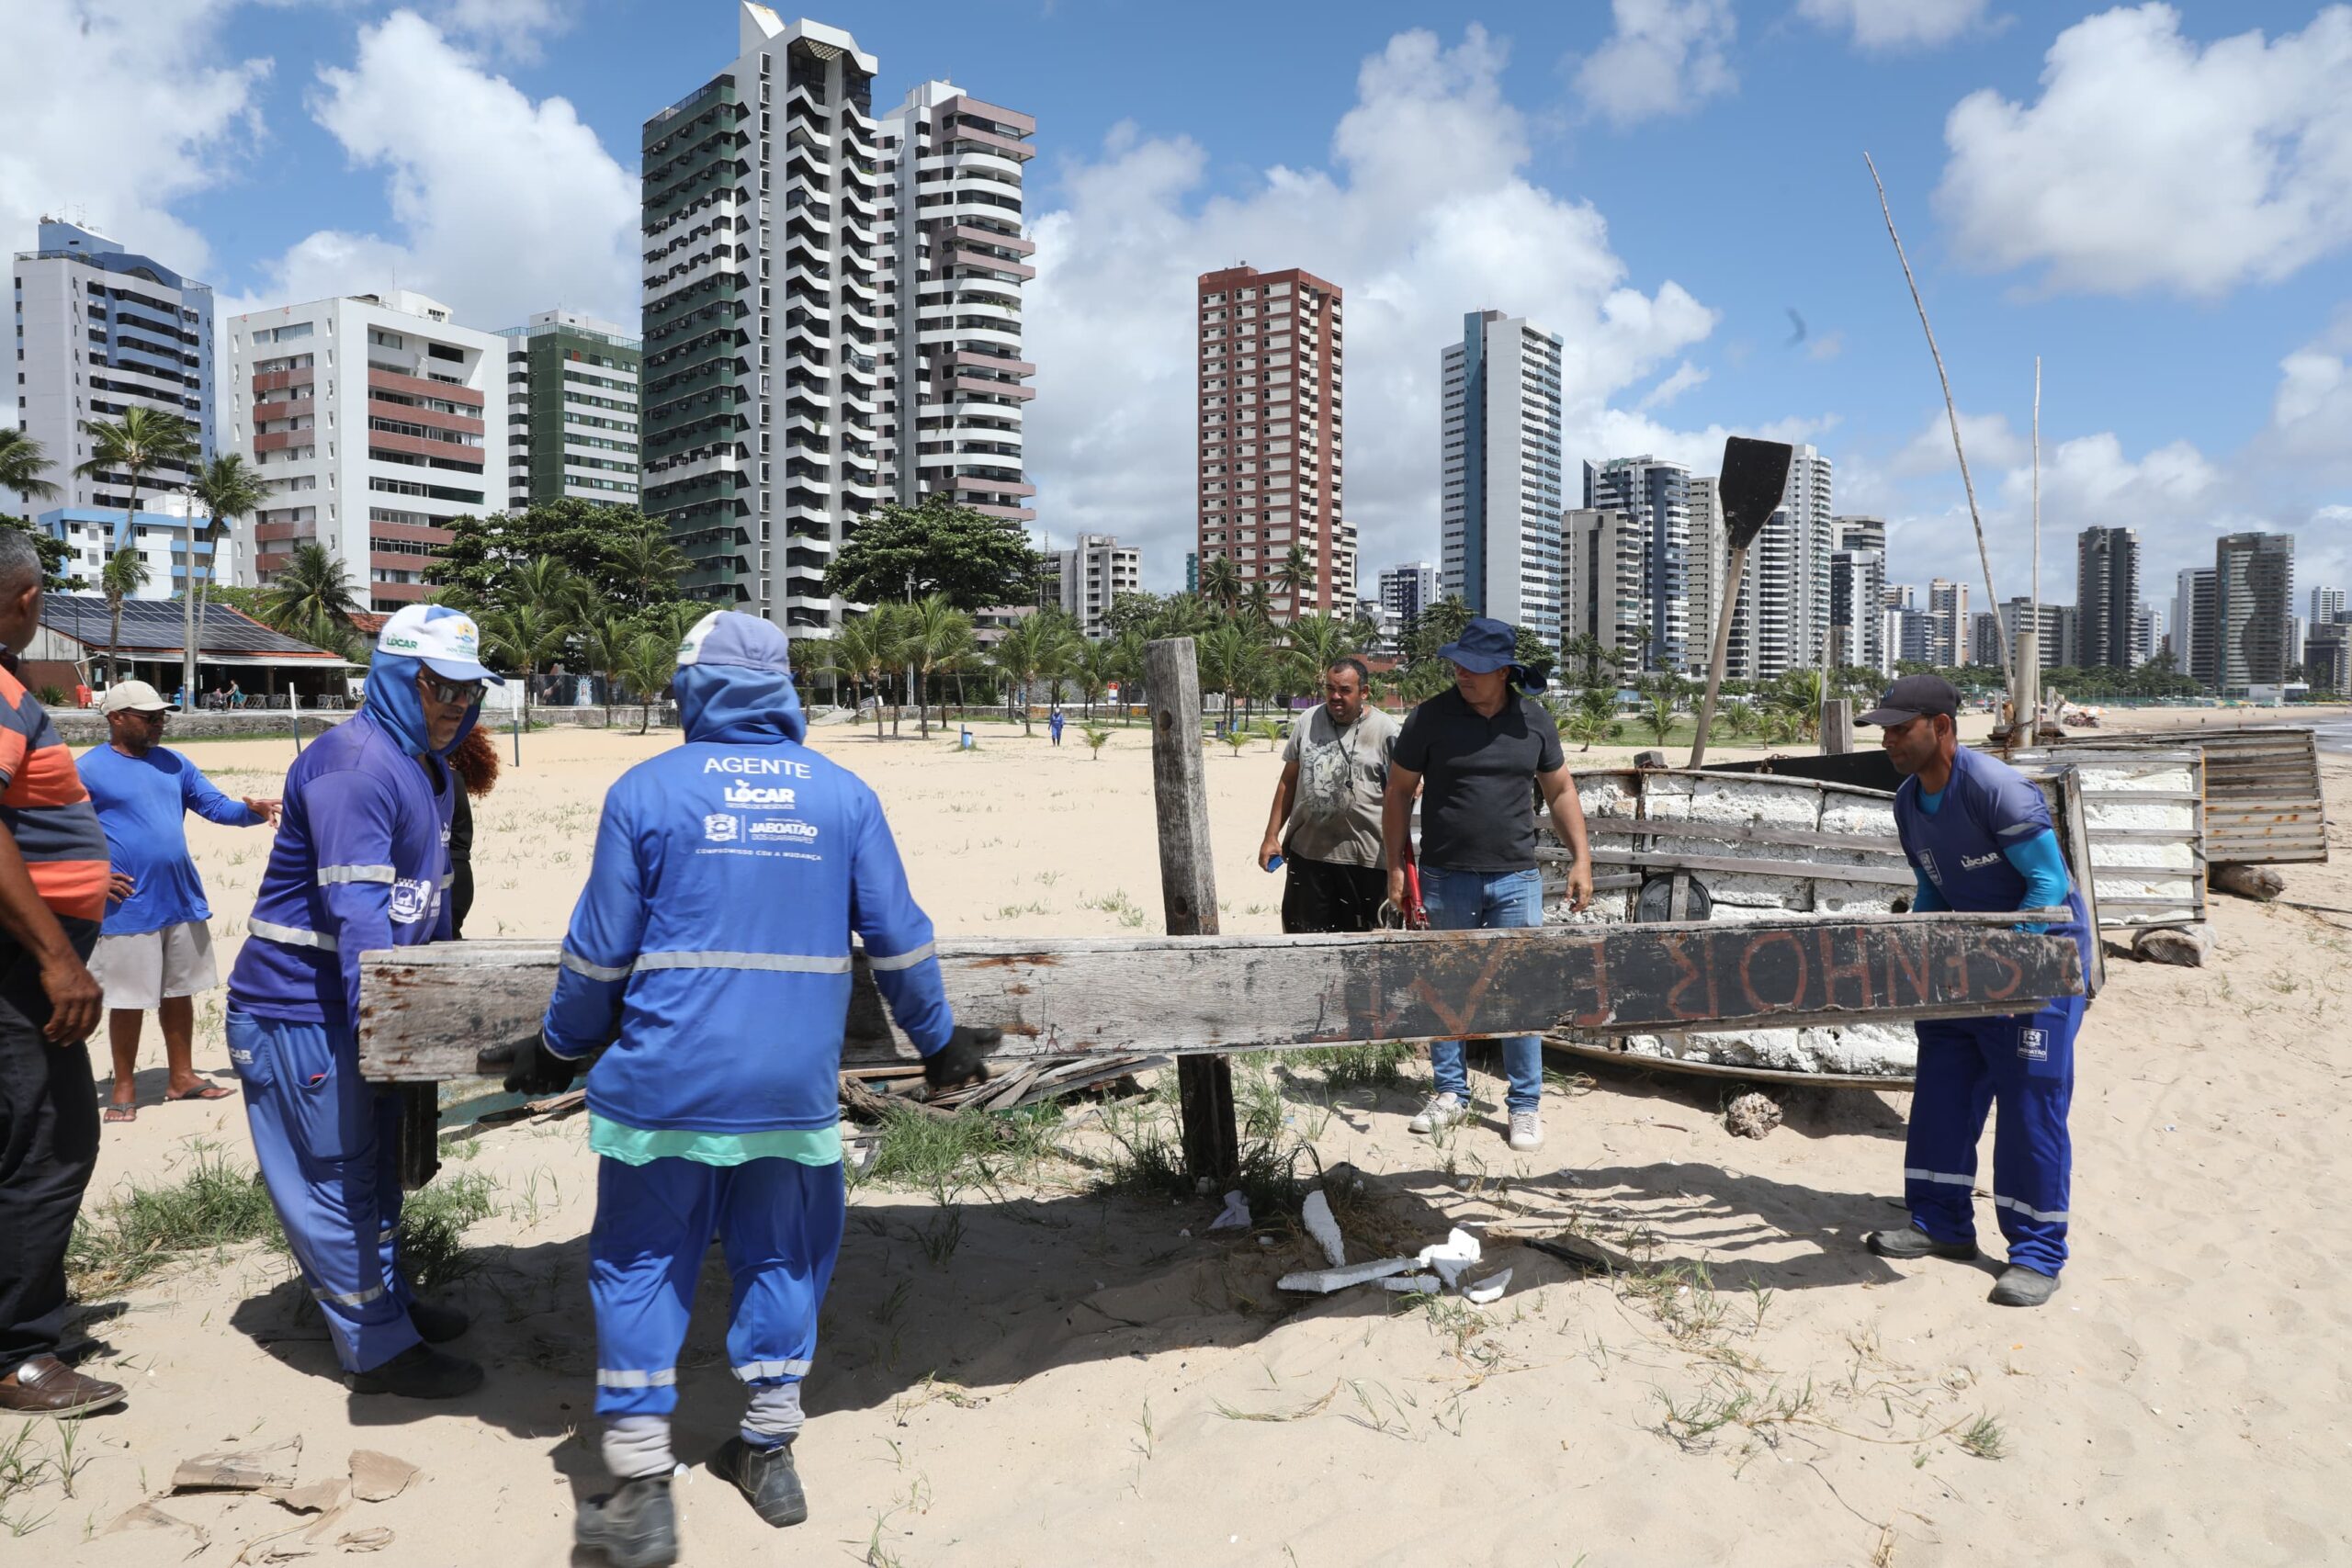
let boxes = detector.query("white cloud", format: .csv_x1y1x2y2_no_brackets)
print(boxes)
1888,408,2029,479
0,0,270,275
1796,0,2000,52
2258,306,2352,483
1026,27,1724,587
430,0,572,62
1572,0,1737,129
1806,328,1846,362
1638,360,1711,410
234,10,637,332
1934,5,2352,297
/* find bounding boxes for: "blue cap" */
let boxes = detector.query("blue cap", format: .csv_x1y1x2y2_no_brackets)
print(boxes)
1436,616,1545,692
677,610,791,672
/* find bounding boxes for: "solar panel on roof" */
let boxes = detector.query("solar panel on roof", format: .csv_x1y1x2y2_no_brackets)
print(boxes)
42,594,343,656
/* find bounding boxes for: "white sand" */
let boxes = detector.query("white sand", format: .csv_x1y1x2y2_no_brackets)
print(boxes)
27,710,2352,1565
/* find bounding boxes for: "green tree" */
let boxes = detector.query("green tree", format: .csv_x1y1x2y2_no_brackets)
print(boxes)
1070,634,1118,720
1558,685,1624,753
430,500,687,615
1273,543,1313,621
823,491,1040,611
256,541,361,636
1280,612,1363,692
988,611,1079,736
579,614,638,726
1196,554,1244,616
184,454,269,698
1399,596,1474,664
1563,632,1611,688
617,629,678,734
1079,721,1114,760
74,408,197,605
895,594,977,739
99,546,151,682
0,428,62,509
480,598,577,733
820,610,898,740
1636,693,1679,747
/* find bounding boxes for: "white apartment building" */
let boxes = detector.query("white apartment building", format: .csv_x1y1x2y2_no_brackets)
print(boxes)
1562,507,1643,673
1053,532,1139,638
1830,547,1888,672
1440,310,1563,650
1584,455,1690,672
1684,476,1725,673
224,289,506,610
1723,444,1833,680
1378,560,1437,632
498,310,641,510
1928,577,1969,667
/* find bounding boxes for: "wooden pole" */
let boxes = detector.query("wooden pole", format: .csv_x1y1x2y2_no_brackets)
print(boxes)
1687,540,1750,768
1142,635,1238,1183
1819,698,1853,755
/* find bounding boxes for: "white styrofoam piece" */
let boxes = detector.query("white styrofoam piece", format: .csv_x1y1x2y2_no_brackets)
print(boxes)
1301,1190,1346,1267
1380,1273,1446,1293
1463,1269,1513,1305
1206,1191,1251,1232
1276,1258,1412,1293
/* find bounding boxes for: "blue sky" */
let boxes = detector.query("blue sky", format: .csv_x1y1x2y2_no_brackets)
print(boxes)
8,1,2346,613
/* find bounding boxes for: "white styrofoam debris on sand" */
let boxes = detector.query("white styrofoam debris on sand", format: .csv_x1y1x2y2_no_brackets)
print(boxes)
1463,1269,1512,1305
1300,1190,1346,1267
1276,1258,1413,1293
1205,1191,1251,1232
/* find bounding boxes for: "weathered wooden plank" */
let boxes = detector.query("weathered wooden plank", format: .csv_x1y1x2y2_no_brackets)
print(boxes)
356,914,2086,1084
1582,848,1917,886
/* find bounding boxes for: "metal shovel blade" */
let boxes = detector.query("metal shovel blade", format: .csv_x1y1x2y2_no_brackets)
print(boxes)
1719,436,1795,551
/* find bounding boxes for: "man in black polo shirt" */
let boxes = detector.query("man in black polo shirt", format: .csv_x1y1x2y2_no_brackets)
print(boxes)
1382,617,1592,1152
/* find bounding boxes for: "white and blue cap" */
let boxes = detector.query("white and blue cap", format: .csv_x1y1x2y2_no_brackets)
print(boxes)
376,604,505,685
677,609,791,673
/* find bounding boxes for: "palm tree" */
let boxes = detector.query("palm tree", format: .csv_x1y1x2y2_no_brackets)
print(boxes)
822,610,896,740
480,600,576,734
99,547,150,683
1241,580,1275,630
257,542,360,636
1280,612,1360,693
897,594,976,739
1197,553,1244,616
0,429,62,512
1637,694,1679,747
184,454,268,700
1069,635,1118,720
1273,543,1314,622
579,614,637,725
603,529,688,606
618,630,678,734
1563,632,1610,689
988,612,1077,737
74,408,197,617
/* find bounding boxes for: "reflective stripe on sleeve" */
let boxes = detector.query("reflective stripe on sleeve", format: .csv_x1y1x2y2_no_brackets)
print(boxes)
597,1368,679,1389
866,942,936,972
1902,1168,1974,1187
731,1359,813,1382
252,918,340,952
317,863,397,886
561,951,634,983
633,951,852,975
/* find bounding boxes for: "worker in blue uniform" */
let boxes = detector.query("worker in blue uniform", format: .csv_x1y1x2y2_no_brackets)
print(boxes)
1859,674,2092,1308
493,611,993,1567
224,604,499,1395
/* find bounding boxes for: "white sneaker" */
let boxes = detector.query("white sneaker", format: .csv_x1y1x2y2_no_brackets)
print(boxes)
1507,1110,1544,1152
1408,1092,1473,1135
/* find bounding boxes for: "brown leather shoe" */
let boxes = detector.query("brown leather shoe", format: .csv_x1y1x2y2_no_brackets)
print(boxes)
0,1355,127,1417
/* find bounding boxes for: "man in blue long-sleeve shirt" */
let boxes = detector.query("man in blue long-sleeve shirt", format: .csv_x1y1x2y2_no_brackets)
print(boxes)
494,611,993,1565
77,682,278,1122
1860,674,2092,1308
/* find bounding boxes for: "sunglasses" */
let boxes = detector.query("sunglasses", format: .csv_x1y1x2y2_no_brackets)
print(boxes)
418,673,485,705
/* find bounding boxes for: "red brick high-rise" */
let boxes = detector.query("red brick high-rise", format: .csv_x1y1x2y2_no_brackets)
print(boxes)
1195,265,1350,617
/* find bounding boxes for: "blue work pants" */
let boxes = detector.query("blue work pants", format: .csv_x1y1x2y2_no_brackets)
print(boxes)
1904,995,2084,1277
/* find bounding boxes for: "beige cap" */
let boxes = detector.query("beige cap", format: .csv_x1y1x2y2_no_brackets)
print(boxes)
98,681,172,716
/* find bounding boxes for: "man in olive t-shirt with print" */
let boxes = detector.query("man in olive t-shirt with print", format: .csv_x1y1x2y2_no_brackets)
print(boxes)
1258,658,1397,934
1383,617,1592,1154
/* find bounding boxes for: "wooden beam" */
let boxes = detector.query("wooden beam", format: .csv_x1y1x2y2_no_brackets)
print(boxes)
356,912,2086,1084
1143,636,1238,1182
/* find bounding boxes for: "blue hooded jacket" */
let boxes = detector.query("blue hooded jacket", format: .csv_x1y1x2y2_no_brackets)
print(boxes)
541,612,954,1135
227,613,482,1027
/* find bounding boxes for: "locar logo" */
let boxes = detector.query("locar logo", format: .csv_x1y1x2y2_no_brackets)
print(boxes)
724,782,797,807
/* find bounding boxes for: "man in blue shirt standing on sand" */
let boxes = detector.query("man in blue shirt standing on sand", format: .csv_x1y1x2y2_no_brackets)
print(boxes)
496,611,994,1567
77,681,278,1123
1860,673,2093,1308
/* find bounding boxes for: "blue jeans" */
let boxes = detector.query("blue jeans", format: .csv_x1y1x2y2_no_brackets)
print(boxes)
1420,865,1546,1113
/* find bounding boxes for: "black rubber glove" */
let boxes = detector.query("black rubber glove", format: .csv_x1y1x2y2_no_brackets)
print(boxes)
481,1030,583,1098
923,1024,1000,1091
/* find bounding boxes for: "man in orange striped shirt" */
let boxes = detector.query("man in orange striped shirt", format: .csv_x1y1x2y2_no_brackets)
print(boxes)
0,532,126,1420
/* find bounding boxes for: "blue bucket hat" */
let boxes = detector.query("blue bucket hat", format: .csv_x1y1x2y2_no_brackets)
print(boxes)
1436,616,1546,693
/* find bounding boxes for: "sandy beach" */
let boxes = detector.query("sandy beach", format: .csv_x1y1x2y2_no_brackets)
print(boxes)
19,707,2352,1566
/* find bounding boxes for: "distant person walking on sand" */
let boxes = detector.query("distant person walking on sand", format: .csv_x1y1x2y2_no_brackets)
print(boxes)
1383,617,1592,1154
225,605,500,1400
494,612,993,1562
1257,657,1396,934
445,727,500,939
0,530,127,1420
1048,705,1065,746
77,682,278,1124
1859,674,2094,1309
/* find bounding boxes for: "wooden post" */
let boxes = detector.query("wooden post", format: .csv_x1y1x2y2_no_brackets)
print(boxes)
1819,698,1853,755
1143,636,1238,1184
1688,541,1750,768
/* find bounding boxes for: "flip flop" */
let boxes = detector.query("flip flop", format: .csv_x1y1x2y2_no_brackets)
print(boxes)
165,1083,234,1103
103,1104,137,1123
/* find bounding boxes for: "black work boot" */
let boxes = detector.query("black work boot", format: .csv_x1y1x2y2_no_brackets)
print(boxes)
348,1343,483,1399
576,1475,679,1568
1864,1227,1980,1262
711,1436,808,1528
1989,1264,2062,1307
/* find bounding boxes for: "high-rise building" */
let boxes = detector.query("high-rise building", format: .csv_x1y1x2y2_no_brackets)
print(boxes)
2075,525,2139,670
1895,607,1939,665
1052,532,1139,638
1183,551,1197,595
225,289,506,610
1970,611,2005,670
1996,597,2075,671
14,219,215,529
1883,583,1916,612
2131,602,2161,668
1440,310,1562,649
2312,586,2346,625
639,11,1035,631
1197,264,1348,617
2306,620,2350,696
1685,475,1725,671
1927,577,1968,667
497,310,641,511
1379,561,1437,629
1358,596,1400,654
2214,532,2294,695
2176,566,2218,687
1723,444,1833,680
1561,508,1643,672
1585,456,1690,671
1835,514,1887,557
1830,547,1887,672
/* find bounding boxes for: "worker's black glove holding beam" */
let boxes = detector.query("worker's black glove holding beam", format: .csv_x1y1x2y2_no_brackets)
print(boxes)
924,1024,1000,1091
480,1030,585,1098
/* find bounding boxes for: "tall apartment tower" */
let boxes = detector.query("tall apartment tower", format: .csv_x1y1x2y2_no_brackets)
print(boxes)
876,81,1036,525
498,310,641,510
2075,525,2139,670
1584,456,1690,672
1835,514,1887,557
13,219,215,517
1723,444,1833,680
2175,566,2218,686
225,289,506,609
1830,547,1887,672
1440,310,1563,649
2131,602,2161,668
1196,265,1349,615
1052,532,1139,638
2312,586,2346,625
1379,561,1437,628
2214,532,2294,694
1684,476,1725,673
1562,507,1644,671
1927,577,1968,667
